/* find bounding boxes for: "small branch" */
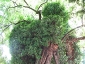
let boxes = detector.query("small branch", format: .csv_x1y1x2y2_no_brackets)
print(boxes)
8,5,37,13
0,20,27,35
0,24,12,35
23,0,29,5
9,0,37,13
23,6,37,12
9,0,48,20
62,25,85,41
23,0,38,12
37,0,48,11
8,5,22,9
11,0,18,6
3,24,11,31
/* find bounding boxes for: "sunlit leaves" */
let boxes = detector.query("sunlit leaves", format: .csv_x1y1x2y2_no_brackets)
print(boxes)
0,0,10,2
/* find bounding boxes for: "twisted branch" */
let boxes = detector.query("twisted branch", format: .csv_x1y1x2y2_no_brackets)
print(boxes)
67,36,85,43
62,25,85,41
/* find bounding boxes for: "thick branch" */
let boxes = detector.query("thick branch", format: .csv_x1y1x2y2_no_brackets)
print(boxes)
68,36,85,42
62,25,85,41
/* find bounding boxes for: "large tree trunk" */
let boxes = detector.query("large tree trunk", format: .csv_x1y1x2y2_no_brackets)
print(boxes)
39,42,59,64
38,36,85,64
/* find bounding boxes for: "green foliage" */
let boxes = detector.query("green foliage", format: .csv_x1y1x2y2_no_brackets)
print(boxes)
9,15,69,64
11,55,36,64
9,20,42,64
0,0,10,2
42,15,69,42
42,2,69,22
68,0,79,2
73,43,81,64
9,2,70,64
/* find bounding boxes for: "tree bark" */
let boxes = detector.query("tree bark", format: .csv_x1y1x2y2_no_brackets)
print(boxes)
65,36,85,63
39,42,58,64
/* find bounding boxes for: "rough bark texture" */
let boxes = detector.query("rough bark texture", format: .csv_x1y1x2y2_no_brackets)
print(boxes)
39,36,85,64
39,42,58,64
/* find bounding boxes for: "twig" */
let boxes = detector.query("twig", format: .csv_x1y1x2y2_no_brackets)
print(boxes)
0,20,24,35
0,24,12,35
62,25,85,41
8,5,37,13
23,0,37,12
37,0,48,11
11,0,18,6
23,6,37,12
8,5,22,9
8,0,48,20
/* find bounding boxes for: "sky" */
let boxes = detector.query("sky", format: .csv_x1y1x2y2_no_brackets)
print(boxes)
0,45,11,61
0,11,4,16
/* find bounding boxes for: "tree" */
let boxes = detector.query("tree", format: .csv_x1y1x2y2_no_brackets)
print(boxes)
0,0,85,64
9,0,85,64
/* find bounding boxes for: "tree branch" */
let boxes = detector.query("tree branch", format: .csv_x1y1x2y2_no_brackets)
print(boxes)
0,24,12,35
11,0,18,6
37,0,48,11
23,0,29,5
67,36,85,42
62,25,85,41
9,0,48,20
23,6,37,12
8,5,22,9
8,5,37,13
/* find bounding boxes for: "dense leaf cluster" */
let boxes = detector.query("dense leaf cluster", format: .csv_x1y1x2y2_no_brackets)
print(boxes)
42,2,69,22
